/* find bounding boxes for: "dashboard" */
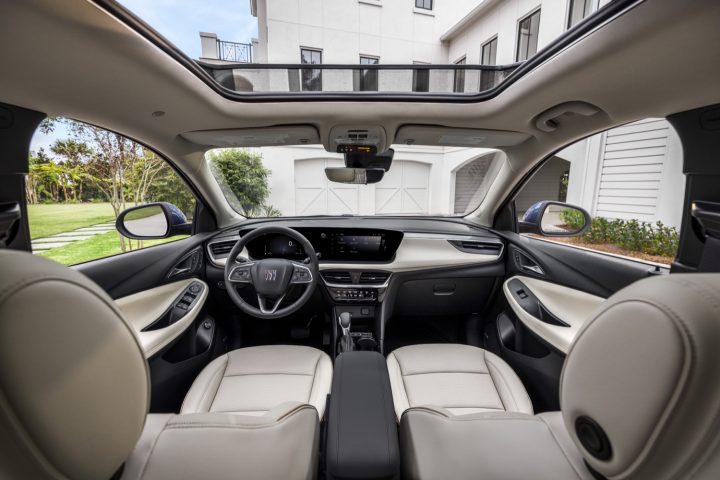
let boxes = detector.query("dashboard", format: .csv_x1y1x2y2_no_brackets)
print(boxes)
242,228,404,262
206,218,505,274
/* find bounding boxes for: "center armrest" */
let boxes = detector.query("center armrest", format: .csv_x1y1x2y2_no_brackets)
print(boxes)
326,351,400,480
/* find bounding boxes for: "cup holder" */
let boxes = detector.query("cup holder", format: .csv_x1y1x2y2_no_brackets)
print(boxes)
356,336,378,351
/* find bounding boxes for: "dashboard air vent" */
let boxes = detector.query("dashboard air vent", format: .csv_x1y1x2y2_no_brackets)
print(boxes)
321,271,352,284
209,240,236,257
359,272,390,284
449,240,503,255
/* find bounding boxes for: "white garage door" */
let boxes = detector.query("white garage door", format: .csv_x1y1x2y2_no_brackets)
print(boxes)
375,161,430,214
294,159,360,215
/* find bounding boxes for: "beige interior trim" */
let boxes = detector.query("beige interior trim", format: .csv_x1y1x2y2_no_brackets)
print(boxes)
115,279,208,358
321,236,501,272
503,275,604,354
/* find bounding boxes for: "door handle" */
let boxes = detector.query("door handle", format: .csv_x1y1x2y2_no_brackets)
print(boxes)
521,264,544,276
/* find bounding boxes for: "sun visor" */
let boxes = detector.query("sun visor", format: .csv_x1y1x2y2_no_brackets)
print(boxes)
181,125,320,148
394,125,531,148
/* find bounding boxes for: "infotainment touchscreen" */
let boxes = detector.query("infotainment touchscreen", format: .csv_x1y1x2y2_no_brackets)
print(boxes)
331,233,384,256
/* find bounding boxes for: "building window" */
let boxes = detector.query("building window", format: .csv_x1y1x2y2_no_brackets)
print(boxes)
481,37,497,65
516,9,541,62
355,56,379,91
415,0,432,10
453,57,466,93
300,48,322,91
480,37,498,91
412,62,430,92
567,0,597,29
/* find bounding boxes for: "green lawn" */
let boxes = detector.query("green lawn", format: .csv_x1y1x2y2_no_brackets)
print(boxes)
29,202,187,265
28,203,115,239
37,230,187,265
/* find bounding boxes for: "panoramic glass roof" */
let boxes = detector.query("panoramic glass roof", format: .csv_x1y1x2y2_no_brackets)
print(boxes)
111,0,629,101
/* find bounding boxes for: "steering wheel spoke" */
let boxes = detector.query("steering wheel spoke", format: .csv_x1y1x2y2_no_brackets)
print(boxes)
257,294,286,314
290,261,314,285
227,262,254,283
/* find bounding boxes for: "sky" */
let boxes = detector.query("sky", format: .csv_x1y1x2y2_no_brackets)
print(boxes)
30,0,257,156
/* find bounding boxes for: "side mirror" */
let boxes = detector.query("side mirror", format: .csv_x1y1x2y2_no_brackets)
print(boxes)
519,201,591,237
116,202,191,240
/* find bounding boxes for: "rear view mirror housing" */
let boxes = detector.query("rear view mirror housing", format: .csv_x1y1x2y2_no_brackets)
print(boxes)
325,167,385,185
519,201,592,237
116,202,192,240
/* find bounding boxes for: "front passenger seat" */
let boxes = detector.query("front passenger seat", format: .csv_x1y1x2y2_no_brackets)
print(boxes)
396,274,720,479
0,251,327,480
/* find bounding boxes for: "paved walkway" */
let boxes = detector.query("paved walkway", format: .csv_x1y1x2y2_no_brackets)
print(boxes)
32,222,117,251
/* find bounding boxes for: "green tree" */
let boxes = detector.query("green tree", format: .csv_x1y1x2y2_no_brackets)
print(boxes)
208,149,271,216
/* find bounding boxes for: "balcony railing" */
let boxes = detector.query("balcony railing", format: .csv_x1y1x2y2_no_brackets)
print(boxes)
217,40,252,63
198,62,521,96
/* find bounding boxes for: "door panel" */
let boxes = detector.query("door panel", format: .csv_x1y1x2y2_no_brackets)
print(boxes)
74,233,213,299
485,232,662,412
503,233,659,298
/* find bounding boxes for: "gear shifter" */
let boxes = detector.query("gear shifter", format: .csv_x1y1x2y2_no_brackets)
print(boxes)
338,312,354,353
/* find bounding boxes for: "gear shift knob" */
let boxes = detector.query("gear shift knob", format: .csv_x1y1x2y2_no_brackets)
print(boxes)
338,312,353,352
339,312,352,329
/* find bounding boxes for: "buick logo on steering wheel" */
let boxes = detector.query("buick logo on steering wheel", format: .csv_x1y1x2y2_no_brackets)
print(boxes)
264,269,277,282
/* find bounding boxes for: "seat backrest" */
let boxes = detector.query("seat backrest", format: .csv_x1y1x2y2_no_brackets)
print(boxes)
0,250,149,480
561,273,720,479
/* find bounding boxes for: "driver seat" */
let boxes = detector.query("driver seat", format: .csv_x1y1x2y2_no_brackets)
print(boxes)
181,345,332,418
0,250,329,480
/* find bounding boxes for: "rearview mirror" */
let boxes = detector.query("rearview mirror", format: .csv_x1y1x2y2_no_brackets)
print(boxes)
519,201,591,237
325,167,385,184
116,202,191,240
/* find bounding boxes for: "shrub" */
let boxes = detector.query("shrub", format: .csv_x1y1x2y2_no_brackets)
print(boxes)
560,208,586,230
581,216,679,257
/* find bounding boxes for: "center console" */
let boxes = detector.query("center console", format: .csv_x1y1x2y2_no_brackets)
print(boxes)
325,351,400,480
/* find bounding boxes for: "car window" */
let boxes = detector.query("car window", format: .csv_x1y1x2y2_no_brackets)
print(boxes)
27,118,196,266
514,118,683,266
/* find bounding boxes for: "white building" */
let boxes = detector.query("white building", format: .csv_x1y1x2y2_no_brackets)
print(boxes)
200,0,685,226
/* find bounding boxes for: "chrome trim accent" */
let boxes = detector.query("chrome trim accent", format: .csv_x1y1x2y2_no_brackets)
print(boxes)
257,294,285,314
446,238,505,261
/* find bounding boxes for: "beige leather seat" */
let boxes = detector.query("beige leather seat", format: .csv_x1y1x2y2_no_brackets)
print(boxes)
399,274,720,480
0,251,327,480
387,343,533,421
181,344,332,418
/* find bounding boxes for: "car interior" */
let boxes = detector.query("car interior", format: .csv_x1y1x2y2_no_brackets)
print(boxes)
2,0,720,479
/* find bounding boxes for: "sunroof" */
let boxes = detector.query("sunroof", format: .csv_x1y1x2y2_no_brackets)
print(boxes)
198,63,520,96
107,0,631,102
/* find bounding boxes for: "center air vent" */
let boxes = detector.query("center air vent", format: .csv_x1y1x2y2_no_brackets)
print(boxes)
359,272,390,284
209,240,235,257
449,240,503,256
321,271,352,284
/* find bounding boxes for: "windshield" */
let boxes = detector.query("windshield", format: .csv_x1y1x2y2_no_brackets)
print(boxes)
207,146,504,218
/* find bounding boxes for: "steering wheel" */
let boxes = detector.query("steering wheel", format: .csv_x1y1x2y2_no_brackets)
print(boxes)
224,226,319,319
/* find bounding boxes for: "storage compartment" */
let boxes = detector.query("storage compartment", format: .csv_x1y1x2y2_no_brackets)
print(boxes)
325,352,400,480
148,315,227,413
486,311,565,412
393,277,496,316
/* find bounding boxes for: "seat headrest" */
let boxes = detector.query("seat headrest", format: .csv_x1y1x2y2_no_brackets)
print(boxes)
561,274,720,480
0,250,149,480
